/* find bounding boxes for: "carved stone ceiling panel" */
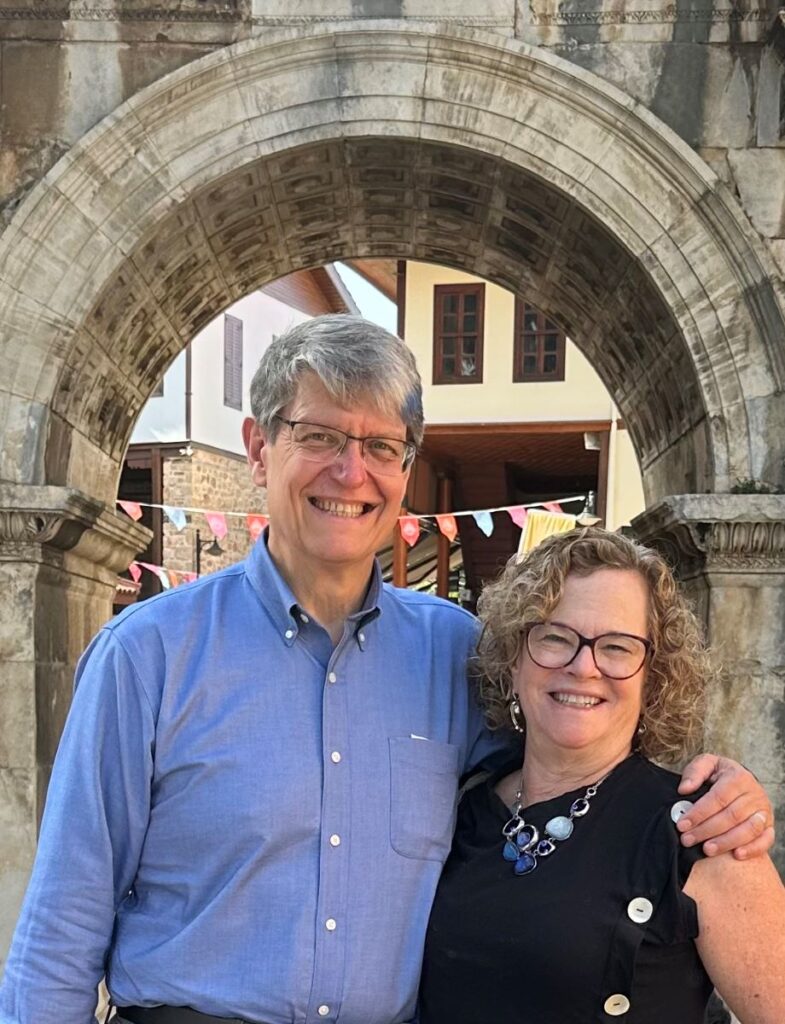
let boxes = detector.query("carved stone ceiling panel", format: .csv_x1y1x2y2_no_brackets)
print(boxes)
57,137,705,475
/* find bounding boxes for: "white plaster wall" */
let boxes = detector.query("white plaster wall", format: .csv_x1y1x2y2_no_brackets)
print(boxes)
131,291,312,454
607,425,646,529
131,350,187,444
405,263,617,424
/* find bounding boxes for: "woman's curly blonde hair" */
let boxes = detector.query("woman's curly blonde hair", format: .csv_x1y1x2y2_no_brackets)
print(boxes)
475,527,710,766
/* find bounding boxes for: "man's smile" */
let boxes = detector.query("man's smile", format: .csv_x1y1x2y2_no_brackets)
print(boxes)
309,496,377,518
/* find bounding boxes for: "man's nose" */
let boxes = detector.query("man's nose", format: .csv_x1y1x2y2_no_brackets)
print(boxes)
331,439,368,484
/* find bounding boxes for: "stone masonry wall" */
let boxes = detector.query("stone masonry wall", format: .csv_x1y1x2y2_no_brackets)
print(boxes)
162,446,267,578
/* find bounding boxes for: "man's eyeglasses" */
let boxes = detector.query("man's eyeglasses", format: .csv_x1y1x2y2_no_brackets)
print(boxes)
273,416,417,477
525,622,653,680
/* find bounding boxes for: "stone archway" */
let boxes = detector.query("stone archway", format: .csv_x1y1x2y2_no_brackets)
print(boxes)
1,23,784,947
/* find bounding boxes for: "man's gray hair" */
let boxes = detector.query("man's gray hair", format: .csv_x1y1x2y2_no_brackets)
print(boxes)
249,314,424,446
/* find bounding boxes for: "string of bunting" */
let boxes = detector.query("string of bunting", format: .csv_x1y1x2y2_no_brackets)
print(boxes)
117,495,589,584
118,495,587,548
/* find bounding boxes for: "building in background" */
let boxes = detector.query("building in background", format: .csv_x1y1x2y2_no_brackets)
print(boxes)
117,266,357,602
350,259,646,603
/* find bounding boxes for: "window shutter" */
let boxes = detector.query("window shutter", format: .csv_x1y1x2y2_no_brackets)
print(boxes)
224,315,243,410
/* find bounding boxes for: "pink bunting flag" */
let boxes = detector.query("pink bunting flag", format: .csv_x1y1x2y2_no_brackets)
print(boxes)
399,516,421,547
206,511,228,541
543,502,563,513
181,572,198,584
436,514,458,542
247,514,269,542
128,561,142,583
118,500,143,522
507,506,529,529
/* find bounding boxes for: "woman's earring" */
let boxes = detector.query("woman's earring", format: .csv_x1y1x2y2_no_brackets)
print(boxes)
510,697,525,734
635,717,647,748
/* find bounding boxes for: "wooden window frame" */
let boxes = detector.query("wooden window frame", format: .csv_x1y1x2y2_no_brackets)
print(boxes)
433,283,485,385
513,299,566,383
223,314,243,410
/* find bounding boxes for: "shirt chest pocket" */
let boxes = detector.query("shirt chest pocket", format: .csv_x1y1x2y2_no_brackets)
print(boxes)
389,736,460,862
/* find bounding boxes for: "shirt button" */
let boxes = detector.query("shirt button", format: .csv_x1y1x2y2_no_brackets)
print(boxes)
331,751,342,764
317,1007,330,1017
670,800,694,824
627,897,654,924
328,671,337,684
284,629,294,640
358,632,365,643
300,613,310,624
325,918,337,931
329,834,341,847
604,994,631,1016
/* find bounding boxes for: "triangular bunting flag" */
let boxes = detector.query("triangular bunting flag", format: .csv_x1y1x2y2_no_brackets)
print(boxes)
399,516,421,547
542,501,563,513
163,505,187,531
247,514,269,542
508,506,528,529
206,511,228,541
167,570,180,588
118,500,143,522
435,514,458,542
181,571,198,584
128,562,142,583
473,510,494,537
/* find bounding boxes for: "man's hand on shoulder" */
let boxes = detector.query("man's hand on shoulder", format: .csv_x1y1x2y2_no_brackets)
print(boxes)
675,753,774,859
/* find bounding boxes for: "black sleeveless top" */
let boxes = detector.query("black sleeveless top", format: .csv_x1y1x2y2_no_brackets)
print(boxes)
419,754,713,1024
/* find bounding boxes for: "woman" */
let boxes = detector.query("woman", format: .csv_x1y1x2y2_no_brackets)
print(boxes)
419,528,785,1024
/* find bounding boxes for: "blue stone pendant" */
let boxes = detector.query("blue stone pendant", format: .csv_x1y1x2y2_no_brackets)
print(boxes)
515,825,539,849
514,852,537,875
503,840,519,861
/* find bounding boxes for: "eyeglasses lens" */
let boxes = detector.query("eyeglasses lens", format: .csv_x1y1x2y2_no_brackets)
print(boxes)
289,422,411,476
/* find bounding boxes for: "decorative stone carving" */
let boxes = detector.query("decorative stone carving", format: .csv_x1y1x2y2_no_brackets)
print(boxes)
0,485,152,574
632,495,785,576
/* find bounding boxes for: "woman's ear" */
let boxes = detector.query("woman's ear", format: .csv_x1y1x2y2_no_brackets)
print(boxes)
242,417,268,488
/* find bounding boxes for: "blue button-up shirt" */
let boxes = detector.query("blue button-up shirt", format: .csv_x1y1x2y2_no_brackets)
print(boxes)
0,539,502,1024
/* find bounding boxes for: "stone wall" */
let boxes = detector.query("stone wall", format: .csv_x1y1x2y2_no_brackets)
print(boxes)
162,446,267,577
2,2,783,284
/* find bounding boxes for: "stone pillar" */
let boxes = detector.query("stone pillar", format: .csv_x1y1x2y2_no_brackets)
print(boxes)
0,485,150,965
633,495,785,871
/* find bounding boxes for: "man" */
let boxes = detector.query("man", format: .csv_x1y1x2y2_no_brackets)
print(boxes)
0,315,773,1024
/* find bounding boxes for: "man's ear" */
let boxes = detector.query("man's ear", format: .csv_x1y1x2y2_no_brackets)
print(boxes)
242,417,269,488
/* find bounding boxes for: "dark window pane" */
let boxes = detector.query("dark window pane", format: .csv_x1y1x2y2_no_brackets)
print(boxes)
523,355,537,373
545,318,559,332
442,337,455,356
525,313,538,332
463,294,477,313
463,314,477,333
544,334,559,352
463,336,476,355
442,356,456,376
443,294,458,314
544,354,557,373
524,337,538,354
461,356,476,376
442,313,458,333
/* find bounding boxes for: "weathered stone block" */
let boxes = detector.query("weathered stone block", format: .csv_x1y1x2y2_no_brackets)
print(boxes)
727,148,785,239
0,663,37,769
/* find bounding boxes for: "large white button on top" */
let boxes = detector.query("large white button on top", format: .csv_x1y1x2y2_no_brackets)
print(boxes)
325,918,337,931
328,671,337,684
331,751,342,764
670,799,694,824
604,994,631,1016
317,1006,330,1017
284,629,294,640
329,834,341,847
627,897,654,924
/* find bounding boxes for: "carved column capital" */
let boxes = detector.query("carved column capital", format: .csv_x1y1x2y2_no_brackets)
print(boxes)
632,494,785,576
0,485,151,575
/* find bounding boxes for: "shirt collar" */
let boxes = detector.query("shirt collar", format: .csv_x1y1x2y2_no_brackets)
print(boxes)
245,532,382,647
